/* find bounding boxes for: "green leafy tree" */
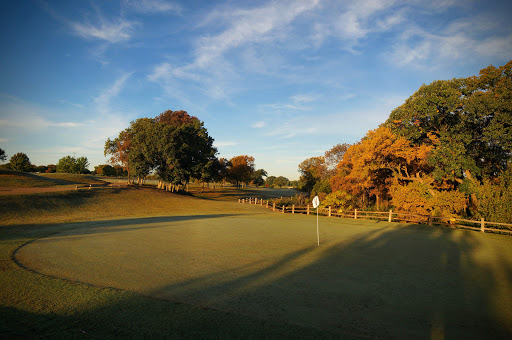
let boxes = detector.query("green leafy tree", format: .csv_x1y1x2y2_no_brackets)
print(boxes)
265,176,276,187
322,191,353,210
273,176,289,188
298,156,327,193
9,152,31,172
252,169,267,186
95,164,116,176
57,155,89,174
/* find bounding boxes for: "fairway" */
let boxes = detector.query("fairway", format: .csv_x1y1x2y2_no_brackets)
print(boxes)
15,207,512,338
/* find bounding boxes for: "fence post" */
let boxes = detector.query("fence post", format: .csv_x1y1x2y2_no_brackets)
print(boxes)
481,218,485,233
355,209,358,219
328,206,331,217
266,200,269,208
428,213,432,226
307,205,310,215
389,209,392,222
238,198,240,203
260,199,263,206
282,205,285,213
273,203,276,212
292,205,295,214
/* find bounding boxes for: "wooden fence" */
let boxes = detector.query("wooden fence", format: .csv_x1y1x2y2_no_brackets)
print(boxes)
238,197,512,235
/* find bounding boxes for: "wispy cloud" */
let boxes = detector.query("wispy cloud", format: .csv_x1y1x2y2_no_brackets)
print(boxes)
94,72,134,115
149,0,321,102
59,99,85,109
214,141,238,147
71,18,135,43
251,121,265,128
123,0,182,14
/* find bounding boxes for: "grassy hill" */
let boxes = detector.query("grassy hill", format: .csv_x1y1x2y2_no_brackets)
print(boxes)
0,169,107,188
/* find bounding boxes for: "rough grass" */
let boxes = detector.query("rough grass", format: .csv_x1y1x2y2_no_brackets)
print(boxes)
2,186,512,338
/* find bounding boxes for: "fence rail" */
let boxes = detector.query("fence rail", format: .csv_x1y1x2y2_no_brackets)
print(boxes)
238,197,512,235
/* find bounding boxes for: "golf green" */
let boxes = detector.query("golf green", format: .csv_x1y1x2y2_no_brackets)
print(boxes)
16,210,512,338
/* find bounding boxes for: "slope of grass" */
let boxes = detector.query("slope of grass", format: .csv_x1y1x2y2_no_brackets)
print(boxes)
0,187,334,338
0,169,106,188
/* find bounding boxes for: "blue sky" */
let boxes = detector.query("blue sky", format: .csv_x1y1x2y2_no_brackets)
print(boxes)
0,0,511,180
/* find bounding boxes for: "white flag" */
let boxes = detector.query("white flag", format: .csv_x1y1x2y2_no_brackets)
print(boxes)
312,195,320,209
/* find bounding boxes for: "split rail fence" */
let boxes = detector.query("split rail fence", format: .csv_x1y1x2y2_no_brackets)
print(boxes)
238,197,512,235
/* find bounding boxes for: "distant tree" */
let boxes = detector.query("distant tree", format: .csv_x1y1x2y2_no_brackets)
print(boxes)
9,152,31,172
218,158,231,187
252,169,267,186
113,164,127,177
57,155,90,174
75,156,90,174
324,143,350,173
0,148,6,162
45,164,56,173
57,156,75,173
265,176,276,187
105,129,133,182
274,176,289,188
298,156,327,193
95,164,116,176
36,165,48,173
228,155,255,189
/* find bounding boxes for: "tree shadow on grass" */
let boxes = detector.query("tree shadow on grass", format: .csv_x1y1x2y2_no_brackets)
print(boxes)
4,217,512,338
145,223,512,339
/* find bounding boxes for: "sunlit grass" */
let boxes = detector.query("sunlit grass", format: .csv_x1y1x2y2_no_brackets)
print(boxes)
2,184,512,338
0,169,106,188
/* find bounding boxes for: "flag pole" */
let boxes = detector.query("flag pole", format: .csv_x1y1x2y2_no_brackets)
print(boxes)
312,195,320,246
316,207,319,246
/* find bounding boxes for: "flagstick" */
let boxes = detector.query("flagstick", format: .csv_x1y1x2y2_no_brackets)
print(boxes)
316,207,319,246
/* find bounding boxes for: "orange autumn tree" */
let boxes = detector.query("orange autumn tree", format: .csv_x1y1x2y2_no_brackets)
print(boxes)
330,126,433,210
104,129,133,183
228,155,255,189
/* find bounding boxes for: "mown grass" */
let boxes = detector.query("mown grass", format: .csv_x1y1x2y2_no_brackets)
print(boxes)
0,187,334,338
0,169,106,188
2,186,512,338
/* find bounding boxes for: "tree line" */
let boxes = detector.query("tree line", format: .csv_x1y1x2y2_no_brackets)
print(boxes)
298,60,512,223
0,150,91,174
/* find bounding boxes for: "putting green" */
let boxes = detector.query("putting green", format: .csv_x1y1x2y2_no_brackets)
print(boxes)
16,210,512,338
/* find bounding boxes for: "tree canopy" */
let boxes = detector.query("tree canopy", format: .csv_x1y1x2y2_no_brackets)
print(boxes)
299,60,512,223
105,110,217,191
57,155,90,174
9,153,31,172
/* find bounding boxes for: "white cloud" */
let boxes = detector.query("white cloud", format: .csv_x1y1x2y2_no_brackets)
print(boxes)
124,0,182,14
251,121,265,128
53,122,82,128
94,72,134,115
59,99,85,109
149,0,320,102
214,141,238,147
71,18,135,43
